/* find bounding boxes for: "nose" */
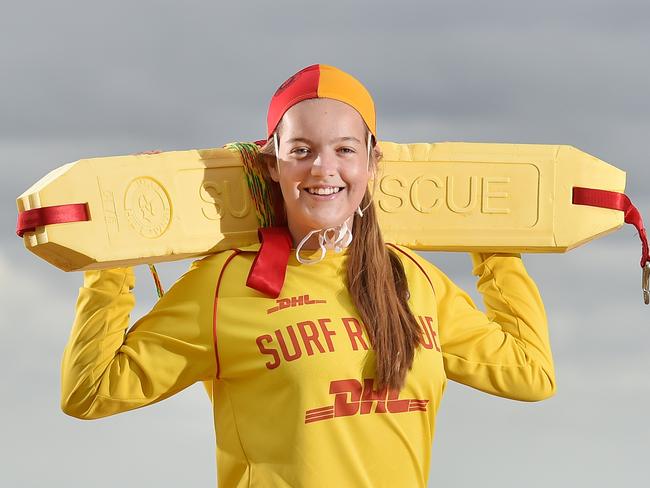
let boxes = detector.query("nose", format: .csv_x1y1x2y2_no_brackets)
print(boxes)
310,151,338,177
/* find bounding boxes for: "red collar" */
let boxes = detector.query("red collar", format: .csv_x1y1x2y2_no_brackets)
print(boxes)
246,227,293,298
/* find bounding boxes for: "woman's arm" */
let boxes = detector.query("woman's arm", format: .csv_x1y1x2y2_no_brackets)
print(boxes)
390,245,555,401
60,254,226,419
433,252,556,401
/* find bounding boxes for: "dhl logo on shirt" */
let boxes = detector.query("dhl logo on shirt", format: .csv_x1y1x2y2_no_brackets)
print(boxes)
267,294,327,314
305,378,429,424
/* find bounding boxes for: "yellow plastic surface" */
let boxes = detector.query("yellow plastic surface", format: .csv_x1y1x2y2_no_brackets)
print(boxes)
376,142,626,252
16,142,626,271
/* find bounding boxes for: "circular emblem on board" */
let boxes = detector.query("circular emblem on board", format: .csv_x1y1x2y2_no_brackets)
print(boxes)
124,177,172,238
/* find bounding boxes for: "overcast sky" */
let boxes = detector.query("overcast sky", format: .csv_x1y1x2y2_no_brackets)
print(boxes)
1,1,649,487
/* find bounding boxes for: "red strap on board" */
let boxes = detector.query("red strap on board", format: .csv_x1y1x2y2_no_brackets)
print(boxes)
16,203,89,238
572,187,649,268
246,227,293,298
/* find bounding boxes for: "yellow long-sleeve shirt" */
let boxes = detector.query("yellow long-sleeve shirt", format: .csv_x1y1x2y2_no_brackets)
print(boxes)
61,245,555,487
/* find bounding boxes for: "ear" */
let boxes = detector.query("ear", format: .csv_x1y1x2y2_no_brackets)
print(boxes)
368,144,382,176
267,155,280,182
372,142,382,160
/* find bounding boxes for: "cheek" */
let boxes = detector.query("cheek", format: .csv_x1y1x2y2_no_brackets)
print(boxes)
345,167,371,193
276,166,303,195
279,181,301,204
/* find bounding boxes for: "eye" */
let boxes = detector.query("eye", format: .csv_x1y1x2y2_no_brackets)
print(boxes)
291,147,310,156
338,147,356,154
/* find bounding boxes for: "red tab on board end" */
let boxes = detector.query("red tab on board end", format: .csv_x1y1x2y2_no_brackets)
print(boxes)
572,187,649,268
573,187,649,305
16,203,89,238
246,227,293,298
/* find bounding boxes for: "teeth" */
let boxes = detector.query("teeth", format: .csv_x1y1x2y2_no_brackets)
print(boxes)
307,187,341,195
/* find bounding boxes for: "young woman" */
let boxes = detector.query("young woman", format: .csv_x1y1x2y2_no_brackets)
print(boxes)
61,64,555,487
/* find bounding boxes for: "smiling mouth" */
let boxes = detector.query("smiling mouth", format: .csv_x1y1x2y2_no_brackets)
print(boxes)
304,186,344,196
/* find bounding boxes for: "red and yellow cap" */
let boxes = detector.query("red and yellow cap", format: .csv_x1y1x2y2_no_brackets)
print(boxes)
265,64,376,142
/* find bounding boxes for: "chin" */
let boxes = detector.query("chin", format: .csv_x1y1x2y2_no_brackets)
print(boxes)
286,200,358,233
309,212,353,230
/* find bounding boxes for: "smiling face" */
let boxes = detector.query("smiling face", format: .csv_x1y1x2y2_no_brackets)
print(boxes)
268,98,374,247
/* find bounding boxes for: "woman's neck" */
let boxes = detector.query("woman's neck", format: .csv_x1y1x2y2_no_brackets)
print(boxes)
289,215,355,250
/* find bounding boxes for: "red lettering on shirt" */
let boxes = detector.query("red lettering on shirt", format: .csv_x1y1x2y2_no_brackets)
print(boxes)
342,317,369,351
256,315,440,371
257,318,336,370
360,378,387,414
256,334,281,369
267,294,327,314
305,378,429,423
297,320,326,356
317,318,336,352
275,326,302,361
418,315,441,352
425,316,441,352
330,379,362,417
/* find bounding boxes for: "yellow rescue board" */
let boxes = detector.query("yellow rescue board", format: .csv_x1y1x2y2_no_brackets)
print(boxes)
377,142,625,251
16,141,626,271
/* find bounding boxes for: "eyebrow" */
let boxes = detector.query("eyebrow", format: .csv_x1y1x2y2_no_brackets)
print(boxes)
285,136,362,144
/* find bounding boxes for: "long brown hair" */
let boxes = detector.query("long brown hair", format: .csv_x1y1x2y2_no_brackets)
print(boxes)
256,134,421,392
